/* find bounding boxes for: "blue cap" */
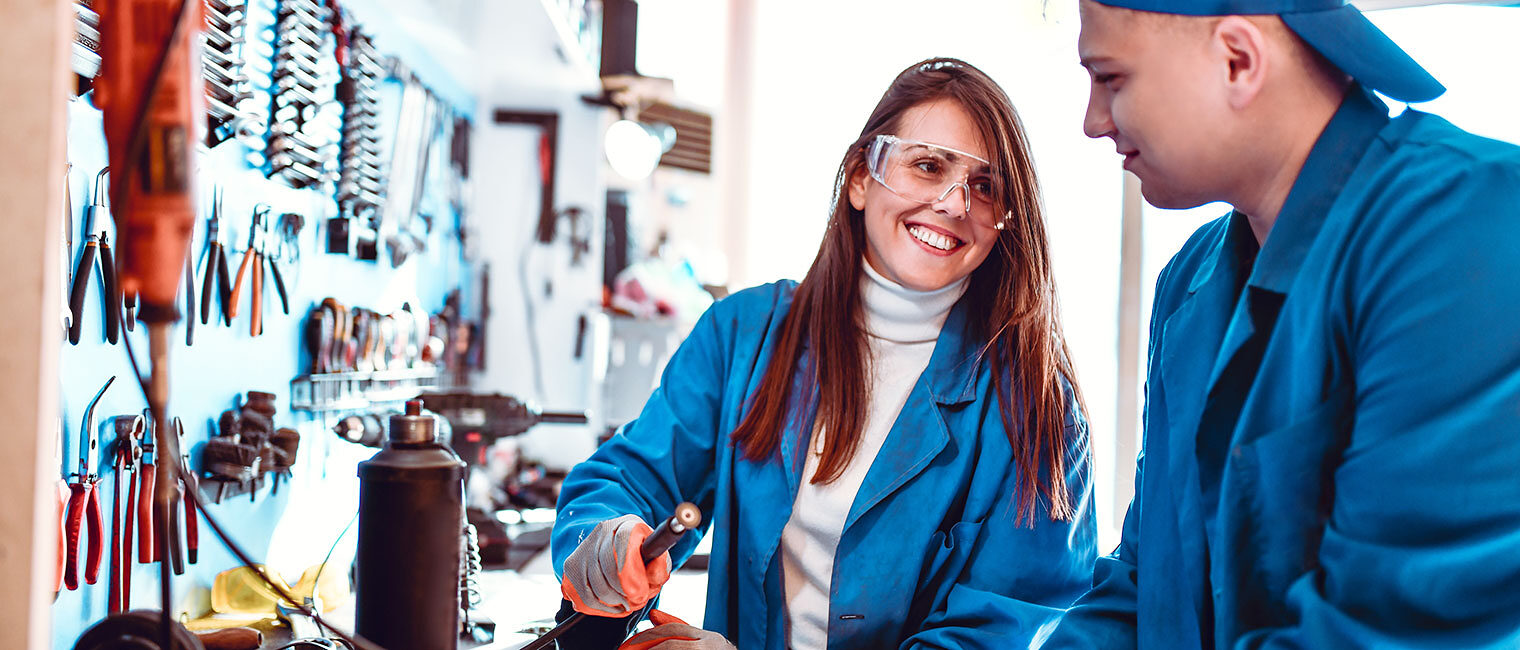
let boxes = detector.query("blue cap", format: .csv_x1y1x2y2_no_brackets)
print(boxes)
1095,0,1445,102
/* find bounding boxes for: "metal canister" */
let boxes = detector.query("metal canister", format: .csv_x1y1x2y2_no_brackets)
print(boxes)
355,399,465,650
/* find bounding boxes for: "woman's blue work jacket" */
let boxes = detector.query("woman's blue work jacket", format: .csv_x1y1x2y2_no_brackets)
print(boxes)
553,280,1098,649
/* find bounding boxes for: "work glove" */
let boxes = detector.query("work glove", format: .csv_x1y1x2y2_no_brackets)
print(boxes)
562,514,673,616
618,610,736,650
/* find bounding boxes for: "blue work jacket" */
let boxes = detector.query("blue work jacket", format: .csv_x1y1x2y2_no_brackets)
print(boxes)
1046,87,1520,648
554,281,1098,649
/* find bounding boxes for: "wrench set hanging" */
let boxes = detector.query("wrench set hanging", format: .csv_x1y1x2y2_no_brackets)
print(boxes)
202,0,267,149
336,29,386,224
265,0,340,188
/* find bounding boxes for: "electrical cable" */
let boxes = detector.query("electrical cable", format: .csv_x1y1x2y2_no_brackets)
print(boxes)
518,222,548,403
108,0,197,642
121,332,385,650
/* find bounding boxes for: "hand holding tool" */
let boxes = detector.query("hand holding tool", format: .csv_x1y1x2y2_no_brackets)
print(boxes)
618,609,735,650
521,503,702,650
64,376,114,590
561,514,676,617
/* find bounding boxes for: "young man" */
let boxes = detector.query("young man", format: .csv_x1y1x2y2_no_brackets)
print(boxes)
1047,0,1520,647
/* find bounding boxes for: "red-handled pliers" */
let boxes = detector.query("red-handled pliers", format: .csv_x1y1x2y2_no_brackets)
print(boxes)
64,376,112,590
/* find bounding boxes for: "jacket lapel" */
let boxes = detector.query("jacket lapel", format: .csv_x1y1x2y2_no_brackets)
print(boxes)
840,300,975,532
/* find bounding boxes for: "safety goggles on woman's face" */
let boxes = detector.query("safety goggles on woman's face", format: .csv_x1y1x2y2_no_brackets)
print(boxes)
865,134,1003,222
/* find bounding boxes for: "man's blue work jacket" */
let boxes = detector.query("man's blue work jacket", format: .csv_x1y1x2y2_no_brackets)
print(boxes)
554,280,1098,649
1046,87,1520,648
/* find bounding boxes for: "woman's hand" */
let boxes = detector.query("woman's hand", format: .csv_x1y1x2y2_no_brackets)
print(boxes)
561,514,673,616
618,610,736,650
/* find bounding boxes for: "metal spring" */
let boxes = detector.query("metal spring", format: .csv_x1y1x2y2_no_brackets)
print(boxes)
462,523,483,610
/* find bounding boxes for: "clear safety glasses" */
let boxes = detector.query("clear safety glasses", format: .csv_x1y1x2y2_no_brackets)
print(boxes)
865,134,1004,223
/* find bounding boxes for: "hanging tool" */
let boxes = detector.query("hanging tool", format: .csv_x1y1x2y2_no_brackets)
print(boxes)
227,205,268,330
64,376,114,591
175,417,199,566
264,214,290,316
519,503,702,650
109,414,146,614
63,164,75,334
124,289,138,332
67,168,121,346
201,185,232,327
183,237,195,345
138,411,158,565
121,415,144,610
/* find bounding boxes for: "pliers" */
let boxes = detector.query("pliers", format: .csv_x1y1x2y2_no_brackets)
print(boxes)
63,376,112,591
200,185,234,327
264,213,291,318
108,413,144,614
66,167,120,346
228,205,271,336
168,417,199,575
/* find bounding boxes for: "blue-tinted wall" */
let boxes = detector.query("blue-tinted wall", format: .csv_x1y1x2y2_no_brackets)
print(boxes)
51,2,475,645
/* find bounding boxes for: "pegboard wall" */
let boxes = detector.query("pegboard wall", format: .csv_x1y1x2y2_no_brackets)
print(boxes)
52,0,478,646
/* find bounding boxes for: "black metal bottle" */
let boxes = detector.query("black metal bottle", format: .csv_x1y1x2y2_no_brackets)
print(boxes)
355,399,465,650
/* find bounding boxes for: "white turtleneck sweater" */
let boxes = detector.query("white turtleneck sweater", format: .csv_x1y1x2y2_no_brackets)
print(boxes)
781,262,968,649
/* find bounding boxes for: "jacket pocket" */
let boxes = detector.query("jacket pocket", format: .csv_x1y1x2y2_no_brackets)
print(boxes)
1228,383,1354,599
914,520,986,614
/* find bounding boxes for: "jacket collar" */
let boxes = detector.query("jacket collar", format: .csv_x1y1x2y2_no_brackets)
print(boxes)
924,295,985,405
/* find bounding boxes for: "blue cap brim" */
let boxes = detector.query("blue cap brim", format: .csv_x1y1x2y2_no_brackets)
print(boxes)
1281,5,1445,103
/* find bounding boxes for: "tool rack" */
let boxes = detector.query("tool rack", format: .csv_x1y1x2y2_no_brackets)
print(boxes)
288,367,442,413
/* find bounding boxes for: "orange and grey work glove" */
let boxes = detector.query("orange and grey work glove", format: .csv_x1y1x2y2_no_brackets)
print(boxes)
618,609,736,650
562,514,674,616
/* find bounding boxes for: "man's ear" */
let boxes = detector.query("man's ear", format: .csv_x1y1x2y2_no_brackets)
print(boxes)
847,160,868,212
1213,16,1269,109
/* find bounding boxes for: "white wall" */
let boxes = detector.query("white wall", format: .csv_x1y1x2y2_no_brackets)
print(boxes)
466,2,611,470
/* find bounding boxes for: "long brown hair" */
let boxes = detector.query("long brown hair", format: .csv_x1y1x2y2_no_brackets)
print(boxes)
730,57,1087,524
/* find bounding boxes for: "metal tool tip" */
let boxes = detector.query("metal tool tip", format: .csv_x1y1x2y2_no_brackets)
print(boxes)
674,502,701,529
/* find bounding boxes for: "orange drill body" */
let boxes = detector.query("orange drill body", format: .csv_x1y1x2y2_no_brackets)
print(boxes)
96,0,204,319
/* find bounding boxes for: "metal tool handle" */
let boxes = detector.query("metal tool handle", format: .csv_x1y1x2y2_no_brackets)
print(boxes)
228,246,254,319
268,257,289,315
184,247,196,345
98,234,120,345
122,470,136,608
540,411,591,425
521,503,703,650
184,481,199,564
84,484,104,584
57,481,68,593
137,463,156,563
68,238,97,345
201,242,219,324
109,460,124,612
250,253,263,336
170,485,186,575
63,483,87,590
216,247,233,325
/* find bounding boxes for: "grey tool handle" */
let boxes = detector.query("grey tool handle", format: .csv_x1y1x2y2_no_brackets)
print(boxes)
521,503,702,650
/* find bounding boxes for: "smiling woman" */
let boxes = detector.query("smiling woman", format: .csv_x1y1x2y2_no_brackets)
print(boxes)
551,56,1098,650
